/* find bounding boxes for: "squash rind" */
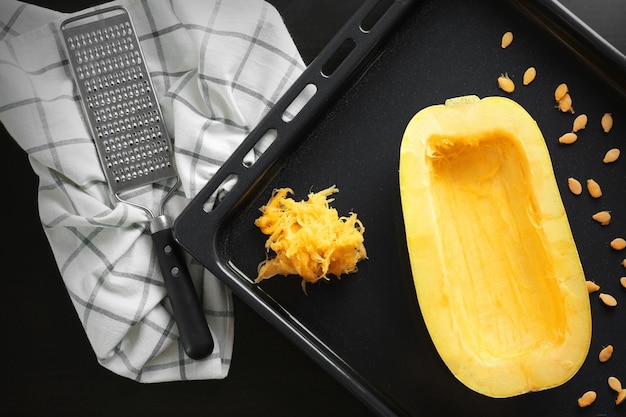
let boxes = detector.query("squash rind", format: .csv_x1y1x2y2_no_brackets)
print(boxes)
399,96,591,398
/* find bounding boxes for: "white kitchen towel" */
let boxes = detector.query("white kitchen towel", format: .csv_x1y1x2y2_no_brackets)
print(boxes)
0,0,306,382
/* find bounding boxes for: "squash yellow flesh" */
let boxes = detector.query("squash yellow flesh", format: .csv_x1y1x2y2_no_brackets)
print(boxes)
399,96,591,398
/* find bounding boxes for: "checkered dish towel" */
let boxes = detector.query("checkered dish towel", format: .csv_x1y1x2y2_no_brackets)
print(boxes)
0,0,306,382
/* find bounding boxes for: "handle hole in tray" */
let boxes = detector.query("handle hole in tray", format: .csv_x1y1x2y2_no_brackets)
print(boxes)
360,0,394,32
202,79,317,213
242,128,278,168
322,38,357,77
202,173,238,213
281,83,317,122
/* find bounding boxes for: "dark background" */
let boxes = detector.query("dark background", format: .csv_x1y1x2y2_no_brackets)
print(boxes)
1,1,625,416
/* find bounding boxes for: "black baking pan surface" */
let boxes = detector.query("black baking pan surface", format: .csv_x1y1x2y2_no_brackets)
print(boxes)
174,0,626,415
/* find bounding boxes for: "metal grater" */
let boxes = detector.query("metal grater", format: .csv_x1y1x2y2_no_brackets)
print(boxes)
61,6,213,359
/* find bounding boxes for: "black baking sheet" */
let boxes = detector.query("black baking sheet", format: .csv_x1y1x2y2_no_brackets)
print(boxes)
174,0,626,415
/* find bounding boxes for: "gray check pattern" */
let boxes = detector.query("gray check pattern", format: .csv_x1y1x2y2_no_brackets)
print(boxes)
0,0,306,382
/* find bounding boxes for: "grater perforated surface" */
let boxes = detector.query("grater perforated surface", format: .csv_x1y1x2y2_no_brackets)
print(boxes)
61,6,177,195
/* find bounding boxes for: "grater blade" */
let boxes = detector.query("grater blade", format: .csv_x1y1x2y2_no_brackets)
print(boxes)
61,6,214,360
61,6,177,195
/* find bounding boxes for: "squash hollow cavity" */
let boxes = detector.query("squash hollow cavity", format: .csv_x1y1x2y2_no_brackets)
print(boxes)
428,133,567,362
399,96,591,398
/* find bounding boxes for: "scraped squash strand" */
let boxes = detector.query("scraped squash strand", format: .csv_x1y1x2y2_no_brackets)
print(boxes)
254,186,366,290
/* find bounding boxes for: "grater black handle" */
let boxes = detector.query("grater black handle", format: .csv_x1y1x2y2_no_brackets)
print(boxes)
151,215,214,360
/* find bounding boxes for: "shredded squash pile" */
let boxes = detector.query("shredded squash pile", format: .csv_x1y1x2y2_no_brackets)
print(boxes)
254,186,367,291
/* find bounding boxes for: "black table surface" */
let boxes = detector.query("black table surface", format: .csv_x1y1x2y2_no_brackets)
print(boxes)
1,1,625,416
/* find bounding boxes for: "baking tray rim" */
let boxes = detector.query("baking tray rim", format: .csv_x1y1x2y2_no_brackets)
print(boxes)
173,0,626,415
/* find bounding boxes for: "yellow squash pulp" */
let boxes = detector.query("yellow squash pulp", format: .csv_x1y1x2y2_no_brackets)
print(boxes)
254,186,367,291
399,96,591,398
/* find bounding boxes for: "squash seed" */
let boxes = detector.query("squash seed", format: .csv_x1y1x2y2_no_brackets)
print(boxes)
592,211,611,225
523,67,536,85
603,148,621,163
555,83,568,101
611,237,626,251
586,280,600,293
609,376,623,392
587,179,602,198
602,112,614,133
621,277,626,289
559,132,577,144
501,31,513,48
599,292,618,307
599,345,614,362
573,114,588,132
618,389,626,405
578,390,597,407
497,73,515,93
558,93,574,113
568,177,583,195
